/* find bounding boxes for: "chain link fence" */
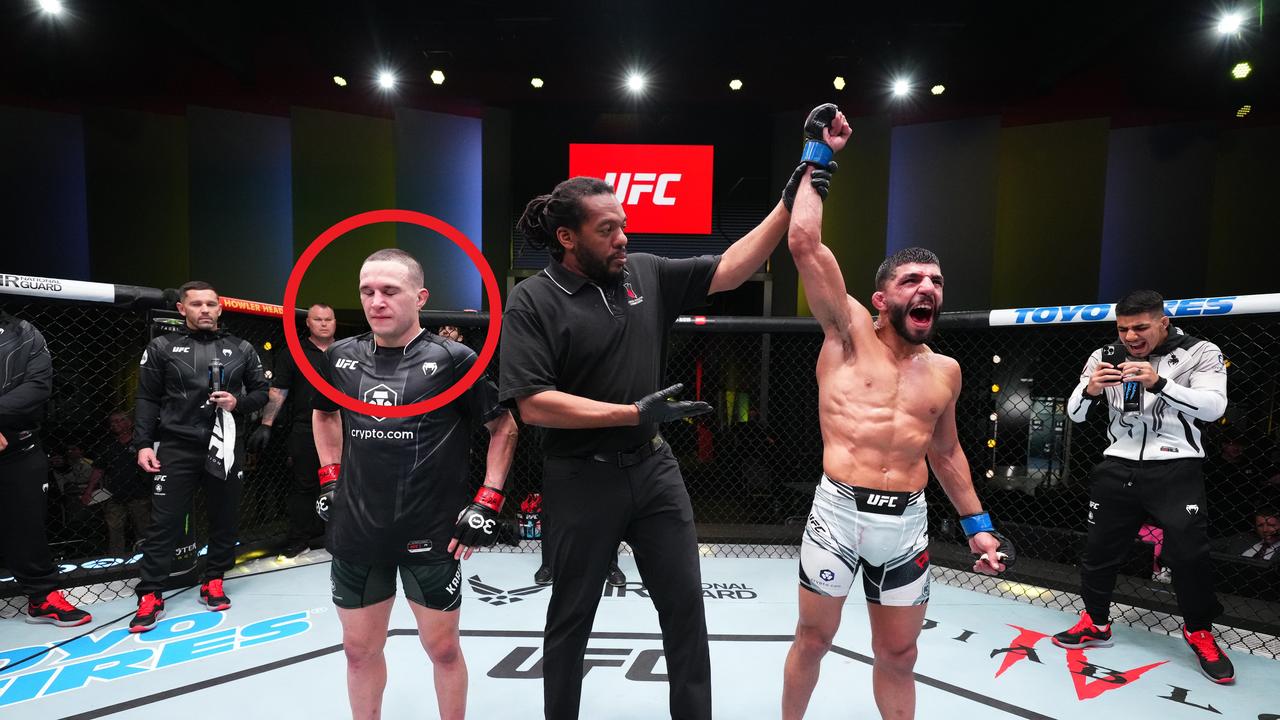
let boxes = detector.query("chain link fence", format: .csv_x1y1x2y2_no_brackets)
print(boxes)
2,293,1277,656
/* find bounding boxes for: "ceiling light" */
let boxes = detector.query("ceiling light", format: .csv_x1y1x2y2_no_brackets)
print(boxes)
626,72,647,94
1217,11,1244,34
729,78,743,91
892,79,910,97
931,84,945,95
1236,104,1252,117
333,75,347,87
38,0,63,15
377,71,396,90
430,69,445,85
833,76,846,91
1231,61,1251,79
530,77,544,88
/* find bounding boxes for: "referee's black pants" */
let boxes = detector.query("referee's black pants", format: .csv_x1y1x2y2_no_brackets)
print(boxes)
1080,457,1222,631
285,428,322,545
136,439,243,596
542,443,710,720
0,443,59,601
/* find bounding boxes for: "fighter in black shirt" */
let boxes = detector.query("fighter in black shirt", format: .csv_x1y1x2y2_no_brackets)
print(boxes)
312,248,517,720
130,281,269,632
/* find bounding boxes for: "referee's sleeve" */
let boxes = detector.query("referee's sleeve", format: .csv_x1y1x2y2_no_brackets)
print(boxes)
497,307,558,405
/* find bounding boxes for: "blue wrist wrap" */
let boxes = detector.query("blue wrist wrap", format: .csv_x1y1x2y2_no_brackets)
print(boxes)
960,512,995,537
800,140,833,168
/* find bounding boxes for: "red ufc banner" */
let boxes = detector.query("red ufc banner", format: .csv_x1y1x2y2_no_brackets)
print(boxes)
568,144,714,234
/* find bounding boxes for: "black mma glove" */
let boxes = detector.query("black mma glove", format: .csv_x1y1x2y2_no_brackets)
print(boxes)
960,511,1017,571
452,486,505,548
247,424,273,453
635,383,713,425
782,162,839,211
316,463,339,521
800,102,839,168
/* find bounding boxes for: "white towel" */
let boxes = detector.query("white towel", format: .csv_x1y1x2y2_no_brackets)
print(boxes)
205,408,237,480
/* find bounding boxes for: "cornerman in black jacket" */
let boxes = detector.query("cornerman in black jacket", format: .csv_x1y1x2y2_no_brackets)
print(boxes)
129,281,269,632
0,310,92,627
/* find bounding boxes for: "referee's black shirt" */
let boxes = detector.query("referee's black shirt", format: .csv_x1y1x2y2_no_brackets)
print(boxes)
272,336,326,433
498,253,719,457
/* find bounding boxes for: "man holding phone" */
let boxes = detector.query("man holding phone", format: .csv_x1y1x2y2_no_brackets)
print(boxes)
1055,290,1234,684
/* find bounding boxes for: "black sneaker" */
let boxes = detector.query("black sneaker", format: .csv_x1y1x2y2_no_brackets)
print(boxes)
26,591,92,627
607,564,627,587
130,592,165,633
1183,627,1234,684
1052,611,1113,649
200,579,231,611
534,564,553,585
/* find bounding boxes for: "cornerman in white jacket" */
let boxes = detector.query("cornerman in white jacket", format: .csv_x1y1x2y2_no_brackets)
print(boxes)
1051,290,1235,684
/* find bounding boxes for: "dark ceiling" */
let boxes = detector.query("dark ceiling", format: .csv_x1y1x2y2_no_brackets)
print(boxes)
2,1,1273,124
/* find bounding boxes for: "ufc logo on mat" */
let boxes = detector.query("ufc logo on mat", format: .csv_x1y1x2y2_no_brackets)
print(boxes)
569,143,713,234
604,172,682,206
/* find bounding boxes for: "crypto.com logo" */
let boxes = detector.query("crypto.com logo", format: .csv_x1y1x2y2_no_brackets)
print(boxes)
569,144,713,234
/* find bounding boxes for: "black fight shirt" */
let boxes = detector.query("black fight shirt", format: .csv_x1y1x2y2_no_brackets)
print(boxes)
314,330,503,564
498,253,719,456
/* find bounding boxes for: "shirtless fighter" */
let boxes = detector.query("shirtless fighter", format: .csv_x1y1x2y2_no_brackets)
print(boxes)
779,108,1010,720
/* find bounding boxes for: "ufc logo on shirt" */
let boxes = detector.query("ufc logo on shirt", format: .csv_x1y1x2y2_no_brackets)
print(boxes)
171,346,190,353
569,143,713,234
335,359,360,370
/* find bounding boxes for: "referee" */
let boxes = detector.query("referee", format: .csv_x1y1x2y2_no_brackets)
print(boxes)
131,280,269,631
499,171,797,720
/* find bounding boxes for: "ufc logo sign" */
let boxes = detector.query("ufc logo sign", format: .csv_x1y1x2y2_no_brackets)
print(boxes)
604,172,681,206
867,494,898,508
335,359,360,370
570,143,713,234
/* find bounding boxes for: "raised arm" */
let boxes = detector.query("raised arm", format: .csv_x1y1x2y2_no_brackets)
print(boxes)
708,203,790,294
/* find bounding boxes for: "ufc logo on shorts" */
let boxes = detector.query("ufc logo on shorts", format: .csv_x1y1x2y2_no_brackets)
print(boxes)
335,359,360,370
867,493,898,508
604,172,681,206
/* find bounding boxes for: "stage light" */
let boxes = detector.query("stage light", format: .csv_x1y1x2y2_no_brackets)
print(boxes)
377,71,396,90
987,439,997,448
1231,61,1251,79
892,79,910,97
333,75,347,87
38,0,63,15
992,355,1001,364
931,84,945,95
627,72,647,94
991,384,1000,393
530,77,544,88
1237,104,1252,117
1217,11,1244,34
989,413,998,422
430,69,445,85
729,78,743,91
985,469,995,478
833,76,846,91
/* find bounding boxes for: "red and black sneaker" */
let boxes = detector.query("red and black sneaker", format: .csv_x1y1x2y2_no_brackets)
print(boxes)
199,579,231,611
129,592,165,633
1183,627,1235,684
1052,611,1113,649
26,591,92,627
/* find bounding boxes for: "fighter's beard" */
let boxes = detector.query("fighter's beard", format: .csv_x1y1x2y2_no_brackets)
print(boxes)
887,303,936,345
